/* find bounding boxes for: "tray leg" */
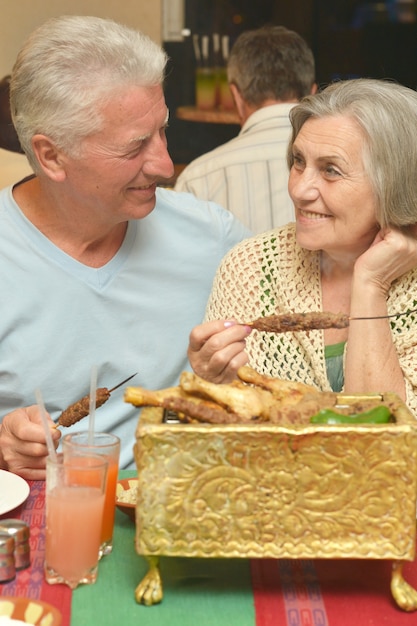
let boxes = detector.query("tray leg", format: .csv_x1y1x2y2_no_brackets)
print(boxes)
135,555,163,606
391,560,417,611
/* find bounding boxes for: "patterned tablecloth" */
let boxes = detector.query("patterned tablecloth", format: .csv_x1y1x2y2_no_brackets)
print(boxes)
1,472,416,626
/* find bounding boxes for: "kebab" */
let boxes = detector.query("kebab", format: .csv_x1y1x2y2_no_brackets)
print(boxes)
57,372,137,427
245,308,417,333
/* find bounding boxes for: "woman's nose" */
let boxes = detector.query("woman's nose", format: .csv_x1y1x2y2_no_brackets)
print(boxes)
288,167,320,202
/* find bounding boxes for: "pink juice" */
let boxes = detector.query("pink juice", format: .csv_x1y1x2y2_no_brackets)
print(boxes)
45,485,104,585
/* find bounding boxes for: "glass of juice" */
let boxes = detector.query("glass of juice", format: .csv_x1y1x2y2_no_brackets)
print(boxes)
218,67,235,111
62,432,121,557
45,452,107,589
195,66,217,110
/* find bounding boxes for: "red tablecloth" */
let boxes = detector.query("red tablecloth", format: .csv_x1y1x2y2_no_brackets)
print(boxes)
252,556,417,625
0,480,72,625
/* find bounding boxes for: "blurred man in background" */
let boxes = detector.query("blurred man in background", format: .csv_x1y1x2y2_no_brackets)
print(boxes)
175,25,316,233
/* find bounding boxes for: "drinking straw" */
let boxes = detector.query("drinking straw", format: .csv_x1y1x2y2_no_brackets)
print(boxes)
35,388,57,462
88,365,98,445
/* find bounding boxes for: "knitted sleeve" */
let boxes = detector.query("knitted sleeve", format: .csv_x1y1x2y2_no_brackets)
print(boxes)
386,276,417,417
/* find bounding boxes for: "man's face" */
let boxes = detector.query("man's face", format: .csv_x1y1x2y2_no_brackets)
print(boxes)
60,84,174,225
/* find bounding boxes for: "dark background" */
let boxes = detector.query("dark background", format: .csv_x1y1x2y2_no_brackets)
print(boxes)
164,0,417,165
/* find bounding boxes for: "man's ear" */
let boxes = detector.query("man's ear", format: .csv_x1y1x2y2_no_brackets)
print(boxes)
229,83,247,125
31,134,67,181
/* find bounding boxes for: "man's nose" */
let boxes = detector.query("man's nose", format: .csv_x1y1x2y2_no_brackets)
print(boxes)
144,136,175,180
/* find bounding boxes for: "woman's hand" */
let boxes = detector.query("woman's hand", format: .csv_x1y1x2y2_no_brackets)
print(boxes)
0,405,61,480
354,226,417,295
188,319,252,383
346,226,417,400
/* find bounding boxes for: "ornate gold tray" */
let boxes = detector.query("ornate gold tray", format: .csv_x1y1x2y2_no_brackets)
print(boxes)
133,393,417,609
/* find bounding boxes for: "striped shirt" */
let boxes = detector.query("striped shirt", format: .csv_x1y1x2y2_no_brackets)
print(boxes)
174,103,295,234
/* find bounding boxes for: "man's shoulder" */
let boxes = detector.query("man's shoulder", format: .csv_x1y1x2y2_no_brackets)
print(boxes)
154,186,251,240
155,185,237,219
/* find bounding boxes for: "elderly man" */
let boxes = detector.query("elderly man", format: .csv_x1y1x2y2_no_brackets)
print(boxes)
175,26,317,233
0,15,250,478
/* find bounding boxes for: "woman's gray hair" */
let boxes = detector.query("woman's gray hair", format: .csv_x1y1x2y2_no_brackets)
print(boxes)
287,78,417,228
10,15,167,171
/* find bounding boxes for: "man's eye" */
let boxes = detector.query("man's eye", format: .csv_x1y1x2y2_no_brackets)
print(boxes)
123,146,142,159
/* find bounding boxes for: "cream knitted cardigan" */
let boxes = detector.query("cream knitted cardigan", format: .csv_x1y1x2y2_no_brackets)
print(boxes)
205,223,417,417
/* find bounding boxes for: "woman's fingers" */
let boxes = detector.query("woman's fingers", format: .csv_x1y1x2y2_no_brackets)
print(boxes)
188,320,252,382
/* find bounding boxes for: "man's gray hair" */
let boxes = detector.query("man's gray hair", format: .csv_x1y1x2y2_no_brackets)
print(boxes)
10,15,167,170
227,25,315,106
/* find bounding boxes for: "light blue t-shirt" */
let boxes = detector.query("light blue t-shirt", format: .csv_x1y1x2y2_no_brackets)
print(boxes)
0,185,251,468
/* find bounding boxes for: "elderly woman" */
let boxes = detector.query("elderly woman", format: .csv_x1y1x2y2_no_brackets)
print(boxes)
188,78,417,417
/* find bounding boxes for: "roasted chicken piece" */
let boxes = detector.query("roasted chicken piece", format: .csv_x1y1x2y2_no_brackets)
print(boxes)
237,366,317,405
124,385,187,407
124,368,338,425
179,371,276,420
124,384,244,424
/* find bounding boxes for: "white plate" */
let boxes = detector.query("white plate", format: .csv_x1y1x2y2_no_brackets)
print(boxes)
0,470,30,515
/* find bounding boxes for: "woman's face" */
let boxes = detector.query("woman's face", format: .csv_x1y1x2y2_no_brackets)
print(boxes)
288,115,380,260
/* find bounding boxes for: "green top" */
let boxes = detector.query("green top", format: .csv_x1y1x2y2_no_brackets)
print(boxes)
325,342,345,392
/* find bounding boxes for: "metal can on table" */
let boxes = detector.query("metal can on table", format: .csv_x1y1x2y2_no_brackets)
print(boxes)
0,519,30,570
0,533,15,582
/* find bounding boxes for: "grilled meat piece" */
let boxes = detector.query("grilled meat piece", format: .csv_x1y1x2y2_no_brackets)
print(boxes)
247,311,350,333
237,366,317,403
57,388,110,427
179,371,276,420
161,396,245,424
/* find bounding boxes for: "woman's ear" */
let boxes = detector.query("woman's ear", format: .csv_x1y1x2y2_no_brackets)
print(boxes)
31,134,67,181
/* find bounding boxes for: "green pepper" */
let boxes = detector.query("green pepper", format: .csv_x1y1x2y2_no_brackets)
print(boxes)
310,405,392,425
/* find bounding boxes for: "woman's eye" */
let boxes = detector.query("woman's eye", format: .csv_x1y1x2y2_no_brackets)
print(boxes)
324,165,341,177
292,155,304,168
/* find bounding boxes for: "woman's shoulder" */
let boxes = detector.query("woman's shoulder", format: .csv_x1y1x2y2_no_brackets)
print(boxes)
223,223,297,257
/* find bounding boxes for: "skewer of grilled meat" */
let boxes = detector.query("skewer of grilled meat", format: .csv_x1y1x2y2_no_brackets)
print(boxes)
57,373,137,427
246,312,349,333
246,308,417,333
